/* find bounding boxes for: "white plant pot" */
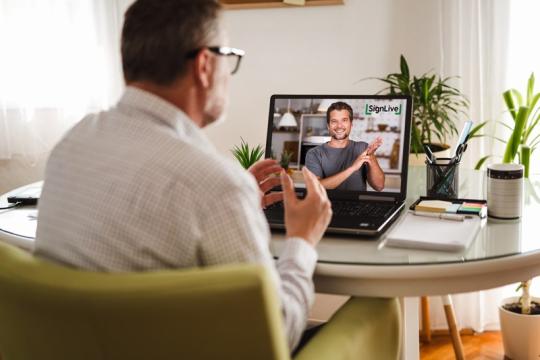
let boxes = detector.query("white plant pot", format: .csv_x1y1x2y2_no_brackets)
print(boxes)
499,296,540,360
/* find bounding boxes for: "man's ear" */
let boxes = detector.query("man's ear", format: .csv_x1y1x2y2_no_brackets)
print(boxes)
193,49,213,89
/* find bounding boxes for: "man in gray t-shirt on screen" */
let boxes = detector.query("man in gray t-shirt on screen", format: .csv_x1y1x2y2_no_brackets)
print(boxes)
305,101,385,192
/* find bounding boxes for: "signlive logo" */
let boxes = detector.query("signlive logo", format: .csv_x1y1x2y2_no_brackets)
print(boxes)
365,104,402,115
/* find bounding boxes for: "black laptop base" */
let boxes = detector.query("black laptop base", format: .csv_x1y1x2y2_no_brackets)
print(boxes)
264,201,404,238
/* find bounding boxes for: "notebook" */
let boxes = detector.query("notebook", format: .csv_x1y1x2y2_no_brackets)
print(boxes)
384,212,483,251
264,94,412,237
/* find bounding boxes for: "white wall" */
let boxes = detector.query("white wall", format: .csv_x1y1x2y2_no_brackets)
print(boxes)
205,0,442,156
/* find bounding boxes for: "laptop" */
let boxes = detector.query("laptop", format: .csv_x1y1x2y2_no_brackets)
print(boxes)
264,94,412,237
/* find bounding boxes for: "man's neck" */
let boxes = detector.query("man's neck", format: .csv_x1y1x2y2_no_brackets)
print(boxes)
128,80,206,128
328,138,350,148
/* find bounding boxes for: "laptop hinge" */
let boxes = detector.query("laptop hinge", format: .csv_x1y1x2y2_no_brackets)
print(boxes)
357,195,396,202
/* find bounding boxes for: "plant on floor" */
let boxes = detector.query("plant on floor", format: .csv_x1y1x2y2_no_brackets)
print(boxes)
373,55,470,154
499,278,540,359
231,138,264,169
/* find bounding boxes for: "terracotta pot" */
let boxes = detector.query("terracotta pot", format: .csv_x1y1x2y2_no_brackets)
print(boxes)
499,296,540,360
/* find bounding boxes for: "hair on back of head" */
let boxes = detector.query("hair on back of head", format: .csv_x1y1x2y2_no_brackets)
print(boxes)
121,0,222,86
326,101,353,124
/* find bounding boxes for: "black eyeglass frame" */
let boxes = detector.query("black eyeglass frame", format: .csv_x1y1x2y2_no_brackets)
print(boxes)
186,46,245,75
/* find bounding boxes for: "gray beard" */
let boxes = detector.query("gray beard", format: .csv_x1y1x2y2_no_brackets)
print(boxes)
207,112,227,127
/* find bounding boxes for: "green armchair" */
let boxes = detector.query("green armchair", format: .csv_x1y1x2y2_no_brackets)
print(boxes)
0,241,401,360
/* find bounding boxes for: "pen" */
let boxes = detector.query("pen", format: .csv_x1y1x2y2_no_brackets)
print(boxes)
413,211,465,222
423,144,435,164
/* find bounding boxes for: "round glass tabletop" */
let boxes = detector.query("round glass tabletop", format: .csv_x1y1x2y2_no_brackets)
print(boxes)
271,166,540,266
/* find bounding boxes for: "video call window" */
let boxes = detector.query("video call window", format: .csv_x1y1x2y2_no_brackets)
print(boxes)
268,97,409,193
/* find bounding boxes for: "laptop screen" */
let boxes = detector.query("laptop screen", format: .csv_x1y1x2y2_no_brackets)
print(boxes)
265,95,412,200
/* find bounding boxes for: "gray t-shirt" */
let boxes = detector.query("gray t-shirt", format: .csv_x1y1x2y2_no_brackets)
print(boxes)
305,140,368,191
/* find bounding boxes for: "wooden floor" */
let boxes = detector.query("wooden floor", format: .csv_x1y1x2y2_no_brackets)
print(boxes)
0,332,505,360
420,331,505,360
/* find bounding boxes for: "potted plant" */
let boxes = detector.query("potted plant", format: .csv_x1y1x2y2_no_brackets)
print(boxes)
230,137,264,169
373,55,470,161
279,150,293,171
476,73,540,177
499,279,540,359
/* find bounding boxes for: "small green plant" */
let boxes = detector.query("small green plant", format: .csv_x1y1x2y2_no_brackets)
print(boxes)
280,150,293,170
231,138,264,169
373,55,469,154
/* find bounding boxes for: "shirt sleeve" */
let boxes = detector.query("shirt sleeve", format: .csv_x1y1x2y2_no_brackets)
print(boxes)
199,173,317,351
305,147,324,178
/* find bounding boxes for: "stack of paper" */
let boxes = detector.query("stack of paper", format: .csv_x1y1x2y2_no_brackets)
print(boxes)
385,212,483,252
414,200,453,213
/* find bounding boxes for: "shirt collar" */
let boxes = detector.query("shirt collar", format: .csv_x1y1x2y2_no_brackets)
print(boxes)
118,86,213,149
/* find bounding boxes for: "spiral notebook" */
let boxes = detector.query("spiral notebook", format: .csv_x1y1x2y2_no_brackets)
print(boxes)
384,212,483,252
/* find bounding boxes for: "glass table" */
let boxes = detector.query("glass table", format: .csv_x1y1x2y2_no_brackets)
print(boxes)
1,168,539,359
270,167,540,360
271,167,540,297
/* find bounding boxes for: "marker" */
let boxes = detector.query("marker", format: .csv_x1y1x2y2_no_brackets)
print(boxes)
413,211,466,222
452,120,473,158
423,144,435,164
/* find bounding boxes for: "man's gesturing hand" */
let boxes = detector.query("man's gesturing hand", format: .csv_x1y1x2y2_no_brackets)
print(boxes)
352,136,383,171
281,167,332,246
365,136,383,156
248,159,283,208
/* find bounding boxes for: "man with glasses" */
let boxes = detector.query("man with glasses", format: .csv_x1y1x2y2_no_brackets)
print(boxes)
35,0,332,353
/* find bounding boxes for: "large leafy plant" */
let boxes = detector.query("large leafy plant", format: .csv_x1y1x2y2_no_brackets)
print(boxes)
231,138,264,169
375,55,469,154
475,73,540,177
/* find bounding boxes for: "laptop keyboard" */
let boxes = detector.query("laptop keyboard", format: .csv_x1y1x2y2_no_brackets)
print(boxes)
265,201,396,219
332,201,395,218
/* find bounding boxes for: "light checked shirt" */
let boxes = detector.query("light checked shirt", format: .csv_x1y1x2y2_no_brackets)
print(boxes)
34,86,318,350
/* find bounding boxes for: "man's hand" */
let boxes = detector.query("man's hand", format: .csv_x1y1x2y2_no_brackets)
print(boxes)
248,159,283,208
365,136,383,155
352,137,383,171
281,167,332,246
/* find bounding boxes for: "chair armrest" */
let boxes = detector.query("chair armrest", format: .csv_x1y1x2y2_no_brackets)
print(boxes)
294,297,401,360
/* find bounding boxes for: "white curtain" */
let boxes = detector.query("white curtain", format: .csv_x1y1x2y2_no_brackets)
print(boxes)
0,0,127,162
427,0,540,332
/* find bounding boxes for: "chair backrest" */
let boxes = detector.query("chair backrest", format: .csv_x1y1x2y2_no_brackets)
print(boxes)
0,241,290,360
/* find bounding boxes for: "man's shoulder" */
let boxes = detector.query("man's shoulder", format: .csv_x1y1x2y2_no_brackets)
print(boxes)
306,144,326,157
50,114,255,198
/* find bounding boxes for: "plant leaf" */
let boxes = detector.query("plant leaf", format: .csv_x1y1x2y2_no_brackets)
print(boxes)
474,156,491,170
527,72,535,107
497,120,513,132
399,55,410,82
467,121,488,139
503,106,528,163
503,90,519,120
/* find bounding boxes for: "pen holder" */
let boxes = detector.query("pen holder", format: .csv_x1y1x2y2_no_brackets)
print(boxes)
426,158,459,199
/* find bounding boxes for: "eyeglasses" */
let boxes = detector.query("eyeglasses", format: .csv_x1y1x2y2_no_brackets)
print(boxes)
186,46,245,75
